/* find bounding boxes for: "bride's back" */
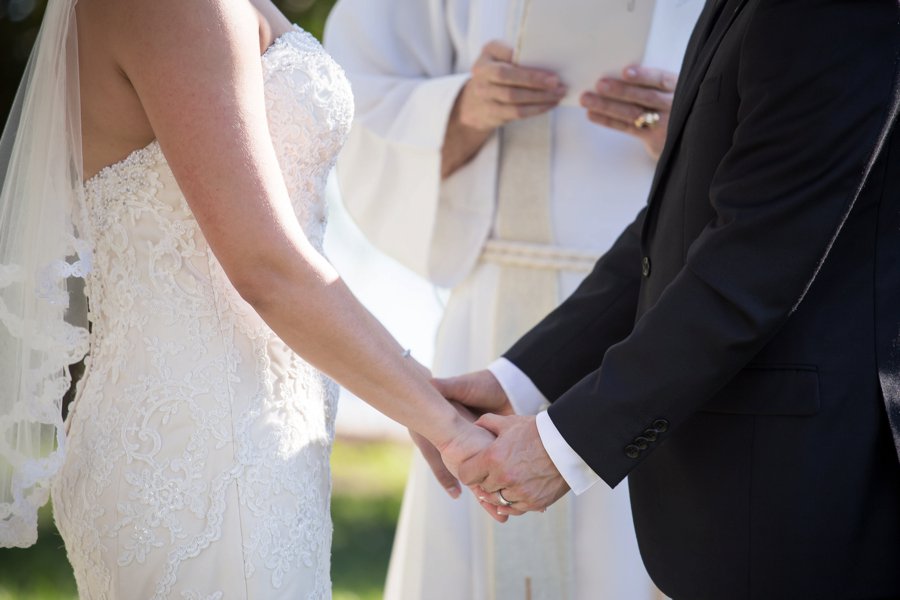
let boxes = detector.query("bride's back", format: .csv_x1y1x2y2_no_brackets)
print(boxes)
75,0,291,181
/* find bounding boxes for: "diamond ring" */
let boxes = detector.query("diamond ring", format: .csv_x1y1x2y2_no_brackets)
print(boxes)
634,111,661,129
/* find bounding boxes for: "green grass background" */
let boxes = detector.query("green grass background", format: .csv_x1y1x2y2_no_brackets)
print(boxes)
0,440,412,600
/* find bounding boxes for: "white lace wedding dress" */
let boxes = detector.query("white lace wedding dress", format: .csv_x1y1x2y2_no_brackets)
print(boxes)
50,26,353,600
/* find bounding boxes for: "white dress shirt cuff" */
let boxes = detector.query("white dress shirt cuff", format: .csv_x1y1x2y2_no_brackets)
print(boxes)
487,357,549,416
535,411,601,495
487,358,601,495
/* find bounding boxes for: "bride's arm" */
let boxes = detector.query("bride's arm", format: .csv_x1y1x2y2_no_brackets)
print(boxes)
98,0,491,471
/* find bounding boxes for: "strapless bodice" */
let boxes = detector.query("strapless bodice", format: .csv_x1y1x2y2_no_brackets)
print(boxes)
81,25,354,338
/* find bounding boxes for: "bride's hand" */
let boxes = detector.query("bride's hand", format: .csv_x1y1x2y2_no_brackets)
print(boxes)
407,383,517,523
408,401,478,499
437,418,495,473
439,421,522,524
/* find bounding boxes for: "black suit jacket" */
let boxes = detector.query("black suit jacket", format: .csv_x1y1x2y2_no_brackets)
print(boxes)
504,0,900,597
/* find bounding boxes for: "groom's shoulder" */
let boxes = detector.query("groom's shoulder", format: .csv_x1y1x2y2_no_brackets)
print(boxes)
736,0,898,82
743,0,899,40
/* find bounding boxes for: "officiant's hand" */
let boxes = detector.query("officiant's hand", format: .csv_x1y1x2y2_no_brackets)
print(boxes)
581,65,677,159
443,41,565,178
459,414,570,516
457,41,567,132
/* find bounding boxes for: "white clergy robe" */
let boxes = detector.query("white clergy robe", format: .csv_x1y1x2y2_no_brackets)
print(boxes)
325,1,704,598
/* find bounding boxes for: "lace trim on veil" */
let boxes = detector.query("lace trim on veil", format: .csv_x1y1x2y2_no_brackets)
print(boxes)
0,237,91,547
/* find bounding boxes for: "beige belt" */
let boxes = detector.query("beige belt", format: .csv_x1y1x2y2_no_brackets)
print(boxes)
481,239,601,273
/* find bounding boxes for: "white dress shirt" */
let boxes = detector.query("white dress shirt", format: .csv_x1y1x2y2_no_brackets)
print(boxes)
488,358,601,494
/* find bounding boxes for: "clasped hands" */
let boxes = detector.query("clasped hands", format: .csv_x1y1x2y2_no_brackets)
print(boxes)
417,370,570,523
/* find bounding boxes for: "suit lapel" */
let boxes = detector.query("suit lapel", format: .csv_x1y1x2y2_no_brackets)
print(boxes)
677,0,728,86
643,0,751,213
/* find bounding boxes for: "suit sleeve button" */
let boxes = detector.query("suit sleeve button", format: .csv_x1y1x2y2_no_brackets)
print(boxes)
641,256,651,277
642,429,658,442
652,419,670,433
625,445,641,459
634,436,650,450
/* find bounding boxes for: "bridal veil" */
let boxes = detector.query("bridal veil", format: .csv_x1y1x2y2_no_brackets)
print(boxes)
0,0,91,547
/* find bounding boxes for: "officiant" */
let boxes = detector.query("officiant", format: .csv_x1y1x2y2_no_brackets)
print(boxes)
324,1,703,598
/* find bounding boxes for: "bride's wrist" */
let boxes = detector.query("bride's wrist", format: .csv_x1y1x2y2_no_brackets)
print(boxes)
429,409,473,454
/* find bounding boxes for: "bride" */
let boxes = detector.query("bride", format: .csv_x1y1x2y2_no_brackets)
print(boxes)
0,0,495,597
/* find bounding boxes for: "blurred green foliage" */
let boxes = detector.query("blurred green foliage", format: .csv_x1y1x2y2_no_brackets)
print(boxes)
0,0,48,122
331,441,413,600
0,0,339,124
0,440,411,599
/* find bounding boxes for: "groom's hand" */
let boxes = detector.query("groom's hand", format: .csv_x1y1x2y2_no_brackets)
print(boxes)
413,370,516,521
432,370,514,417
410,401,512,523
460,414,569,514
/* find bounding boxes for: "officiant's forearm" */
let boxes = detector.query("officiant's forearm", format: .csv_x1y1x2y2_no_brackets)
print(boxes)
441,89,493,179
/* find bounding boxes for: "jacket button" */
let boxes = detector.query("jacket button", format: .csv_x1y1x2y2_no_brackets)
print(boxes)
653,419,670,433
642,429,658,442
624,444,641,459
634,436,650,450
641,256,651,277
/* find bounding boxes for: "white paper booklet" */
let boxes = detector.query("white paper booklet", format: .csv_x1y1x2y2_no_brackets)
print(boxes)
513,0,657,106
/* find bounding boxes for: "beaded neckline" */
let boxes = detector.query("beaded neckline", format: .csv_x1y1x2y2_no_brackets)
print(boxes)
261,24,308,61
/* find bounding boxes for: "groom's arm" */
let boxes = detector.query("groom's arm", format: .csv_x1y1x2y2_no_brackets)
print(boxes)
431,210,647,496
477,210,649,495
500,0,900,489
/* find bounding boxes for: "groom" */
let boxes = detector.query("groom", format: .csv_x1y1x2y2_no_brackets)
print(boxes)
434,0,900,597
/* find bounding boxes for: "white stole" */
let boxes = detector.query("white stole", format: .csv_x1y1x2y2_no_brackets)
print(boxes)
485,6,573,596
488,112,575,600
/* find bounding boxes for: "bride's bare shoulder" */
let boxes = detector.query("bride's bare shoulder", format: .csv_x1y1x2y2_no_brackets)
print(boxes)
82,0,292,57
76,0,266,178
79,0,262,63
